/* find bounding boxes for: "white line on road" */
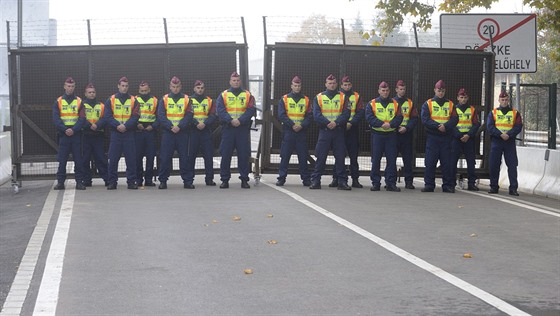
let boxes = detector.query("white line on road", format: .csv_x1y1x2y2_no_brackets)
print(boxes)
0,182,59,316
32,185,76,315
264,180,531,316
461,190,560,217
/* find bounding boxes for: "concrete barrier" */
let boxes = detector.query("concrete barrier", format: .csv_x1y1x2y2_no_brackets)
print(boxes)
499,146,560,199
0,132,12,186
534,149,560,199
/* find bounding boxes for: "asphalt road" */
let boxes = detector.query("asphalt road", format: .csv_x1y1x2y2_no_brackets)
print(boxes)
0,175,559,315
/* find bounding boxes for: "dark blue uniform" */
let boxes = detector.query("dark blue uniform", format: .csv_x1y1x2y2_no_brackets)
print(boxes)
487,106,522,194
216,88,256,184
157,93,193,185
365,97,403,189
452,104,480,188
53,94,86,186
186,94,217,185
394,96,419,187
420,96,458,191
277,91,312,185
310,90,350,187
82,98,108,186
104,92,140,187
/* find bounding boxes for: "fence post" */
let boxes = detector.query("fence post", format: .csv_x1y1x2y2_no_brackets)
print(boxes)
549,83,557,149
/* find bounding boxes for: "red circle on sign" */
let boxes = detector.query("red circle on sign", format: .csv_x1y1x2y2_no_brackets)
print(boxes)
478,18,500,41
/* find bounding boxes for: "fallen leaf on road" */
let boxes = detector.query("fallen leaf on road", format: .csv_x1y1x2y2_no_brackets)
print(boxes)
243,268,253,274
212,220,219,224
232,216,241,221
267,240,278,244
266,214,273,218
470,233,478,237
463,253,473,258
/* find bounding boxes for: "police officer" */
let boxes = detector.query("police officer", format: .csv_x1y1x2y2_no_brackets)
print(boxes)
216,71,256,189
420,80,458,193
394,80,418,190
53,77,86,190
309,74,351,190
82,83,108,187
105,76,140,190
276,76,312,187
366,81,403,192
487,90,522,196
135,81,159,187
452,88,481,191
329,75,365,188
185,80,217,188
157,76,193,189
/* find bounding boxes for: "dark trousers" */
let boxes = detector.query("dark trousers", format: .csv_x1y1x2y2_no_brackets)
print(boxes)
332,127,360,180
186,128,215,183
135,130,157,184
278,128,310,182
397,132,414,184
82,133,108,184
310,128,347,184
489,138,518,190
56,133,84,183
424,134,454,190
370,132,398,186
158,131,189,183
108,131,137,185
220,126,251,182
452,137,477,186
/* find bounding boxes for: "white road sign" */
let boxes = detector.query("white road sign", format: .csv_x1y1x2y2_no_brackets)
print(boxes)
440,14,537,73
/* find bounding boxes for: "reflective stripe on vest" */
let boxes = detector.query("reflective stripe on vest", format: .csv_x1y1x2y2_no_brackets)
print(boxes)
57,96,82,126
399,99,413,126
222,90,250,119
348,92,359,121
428,99,454,124
371,100,398,132
456,106,475,133
164,94,188,126
283,95,309,125
110,95,135,124
137,96,157,123
492,108,517,133
84,101,104,124
317,92,345,121
192,97,213,120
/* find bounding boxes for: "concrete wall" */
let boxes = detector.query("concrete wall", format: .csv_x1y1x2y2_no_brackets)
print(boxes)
499,146,560,199
0,132,11,185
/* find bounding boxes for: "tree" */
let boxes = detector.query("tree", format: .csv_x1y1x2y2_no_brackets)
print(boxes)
285,15,343,44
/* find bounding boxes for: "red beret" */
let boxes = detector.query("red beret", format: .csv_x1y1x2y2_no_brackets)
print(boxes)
396,80,405,87
230,71,240,78
341,75,350,83
326,74,336,81
457,88,467,96
379,81,389,89
84,83,95,90
118,76,128,84
291,76,301,84
65,77,75,84
434,80,445,89
194,80,204,87
499,90,509,98
170,76,181,84
139,80,149,87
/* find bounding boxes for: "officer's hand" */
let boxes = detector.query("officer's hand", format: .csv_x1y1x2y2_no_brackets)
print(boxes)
171,126,180,133
65,128,74,136
438,124,446,133
145,125,153,132
197,122,206,130
398,126,407,134
381,122,391,130
346,122,352,130
500,133,509,141
292,124,301,132
137,124,144,130
461,135,470,142
327,121,337,129
90,123,98,131
231,119,241,127
117,124,127,133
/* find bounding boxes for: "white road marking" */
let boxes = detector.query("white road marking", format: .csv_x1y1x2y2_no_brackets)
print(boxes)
0,182,59,316
264,180,531,316
461,190,560,217
32,185,76,315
